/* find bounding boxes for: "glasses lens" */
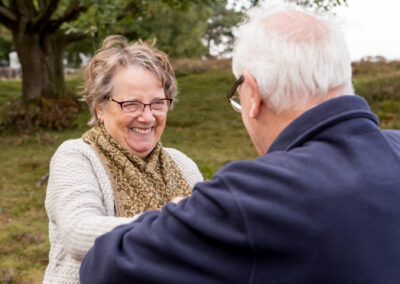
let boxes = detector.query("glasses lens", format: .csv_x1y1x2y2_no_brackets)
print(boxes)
122,102,141,113
151,99,169,112
227,75,244,113
229,97,242,113
121,99,171,116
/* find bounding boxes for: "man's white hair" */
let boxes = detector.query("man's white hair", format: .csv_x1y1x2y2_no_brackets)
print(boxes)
232,0,354,112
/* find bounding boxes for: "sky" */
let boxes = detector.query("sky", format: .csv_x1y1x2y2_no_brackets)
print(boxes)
332,0,400,61
226,0,400,61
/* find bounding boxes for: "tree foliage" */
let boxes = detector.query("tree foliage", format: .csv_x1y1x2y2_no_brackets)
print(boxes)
0,26,12,63
249,0,347,10
204,0,242,56
293,0,347,10
115,2,211,58
67,1,240,62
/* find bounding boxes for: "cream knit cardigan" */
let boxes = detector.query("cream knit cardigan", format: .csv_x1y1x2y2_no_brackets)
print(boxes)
43,139,203,284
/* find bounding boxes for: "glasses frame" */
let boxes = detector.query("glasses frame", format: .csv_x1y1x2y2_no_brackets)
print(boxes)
110,97,173,114
227,75,244,113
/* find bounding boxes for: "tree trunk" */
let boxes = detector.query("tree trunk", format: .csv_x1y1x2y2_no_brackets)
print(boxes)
12,30,67,103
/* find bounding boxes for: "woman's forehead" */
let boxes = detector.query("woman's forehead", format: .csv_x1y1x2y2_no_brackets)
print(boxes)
110,67,164,101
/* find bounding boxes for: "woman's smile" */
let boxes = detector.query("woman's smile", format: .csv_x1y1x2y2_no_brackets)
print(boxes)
130,127,153,135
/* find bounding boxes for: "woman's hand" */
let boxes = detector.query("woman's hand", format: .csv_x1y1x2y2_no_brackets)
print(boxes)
171,196,185,204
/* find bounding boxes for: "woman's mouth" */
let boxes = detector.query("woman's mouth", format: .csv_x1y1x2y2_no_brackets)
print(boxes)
131,127,153,134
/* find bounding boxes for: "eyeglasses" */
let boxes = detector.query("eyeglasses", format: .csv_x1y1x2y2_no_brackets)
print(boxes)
226,75,244,113
110,98,173,115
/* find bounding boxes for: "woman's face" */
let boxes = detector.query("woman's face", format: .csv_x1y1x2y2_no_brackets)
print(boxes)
97,66,168,159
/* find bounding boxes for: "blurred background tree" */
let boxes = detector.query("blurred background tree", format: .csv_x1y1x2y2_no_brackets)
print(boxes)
0,0,217,103
0,26,12,65
204,0,242,57
250,0,347,10
113,1,211,58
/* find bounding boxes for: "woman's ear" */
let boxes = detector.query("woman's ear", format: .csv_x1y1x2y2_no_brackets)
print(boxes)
96,107,104,123
242,70,262,118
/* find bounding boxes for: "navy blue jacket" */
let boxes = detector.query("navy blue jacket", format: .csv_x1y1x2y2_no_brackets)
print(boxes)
80,96,400,284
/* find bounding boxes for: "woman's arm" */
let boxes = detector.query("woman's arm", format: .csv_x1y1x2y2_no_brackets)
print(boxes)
45,140,139,261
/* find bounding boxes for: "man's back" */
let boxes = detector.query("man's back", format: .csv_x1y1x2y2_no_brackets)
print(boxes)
224,95,400,283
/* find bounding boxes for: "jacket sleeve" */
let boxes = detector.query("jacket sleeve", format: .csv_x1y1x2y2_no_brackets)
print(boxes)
45,142,139,261
79,175,253,284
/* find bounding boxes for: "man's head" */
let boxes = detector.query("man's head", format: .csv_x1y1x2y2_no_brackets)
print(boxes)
231,0,354,155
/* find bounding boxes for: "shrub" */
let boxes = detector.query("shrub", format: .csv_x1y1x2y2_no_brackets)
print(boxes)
352,59,400,78
171,58,231,77
0,96,82,133
354,74,400,103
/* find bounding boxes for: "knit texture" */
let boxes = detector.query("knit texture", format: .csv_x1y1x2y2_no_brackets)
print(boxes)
43,139,203,284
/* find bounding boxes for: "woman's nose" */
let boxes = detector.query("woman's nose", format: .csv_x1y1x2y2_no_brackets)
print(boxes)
138,105,156,122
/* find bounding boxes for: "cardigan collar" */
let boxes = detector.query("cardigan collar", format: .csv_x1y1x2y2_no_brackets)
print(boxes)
267,95,379,153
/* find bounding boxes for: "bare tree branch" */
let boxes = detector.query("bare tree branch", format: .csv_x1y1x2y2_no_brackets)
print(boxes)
24,0,38,15
38,0,52,10
65,31,88,44
0,6,17,28
117,1,143,21
37,0,45,10
31,0,61,32
45,1,89,33
8,0,36,21
11,0,25,13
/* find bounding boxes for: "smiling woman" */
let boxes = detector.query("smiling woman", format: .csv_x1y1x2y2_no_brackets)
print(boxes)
97,66,169,159
43,35,203,284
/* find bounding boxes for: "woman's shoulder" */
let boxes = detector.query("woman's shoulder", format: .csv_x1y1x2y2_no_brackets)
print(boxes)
54,138,92,154
51,138,97,163
164,147,194,165
164,147,203,184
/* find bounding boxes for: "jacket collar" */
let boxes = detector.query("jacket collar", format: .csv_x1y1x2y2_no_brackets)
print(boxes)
267,95,379,153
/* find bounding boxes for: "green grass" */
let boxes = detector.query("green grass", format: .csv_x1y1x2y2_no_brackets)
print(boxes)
353,72,400,129
0,79,21,102
164,72,257,176
1,62,400,282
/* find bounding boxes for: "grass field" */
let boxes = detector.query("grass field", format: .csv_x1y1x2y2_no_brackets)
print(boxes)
1,61,400,283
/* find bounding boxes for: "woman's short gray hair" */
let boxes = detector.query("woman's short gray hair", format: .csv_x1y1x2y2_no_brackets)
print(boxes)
82,35,177,126
232,0,354,113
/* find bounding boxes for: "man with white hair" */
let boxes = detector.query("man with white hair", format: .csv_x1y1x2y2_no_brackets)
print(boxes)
80,2,400,283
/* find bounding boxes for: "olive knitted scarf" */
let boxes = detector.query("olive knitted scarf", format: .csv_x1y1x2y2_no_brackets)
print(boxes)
82,125,192,217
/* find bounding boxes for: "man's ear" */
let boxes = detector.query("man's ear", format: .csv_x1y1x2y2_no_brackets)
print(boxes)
242,70,262,118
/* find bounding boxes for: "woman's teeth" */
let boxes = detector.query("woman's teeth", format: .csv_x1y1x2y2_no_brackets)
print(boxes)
132,127,152,134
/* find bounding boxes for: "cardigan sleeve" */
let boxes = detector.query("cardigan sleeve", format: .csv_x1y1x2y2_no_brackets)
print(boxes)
45,141,140,261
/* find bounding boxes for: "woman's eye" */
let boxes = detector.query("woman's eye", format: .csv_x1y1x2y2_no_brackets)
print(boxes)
124,102,140,108
153,100,165,106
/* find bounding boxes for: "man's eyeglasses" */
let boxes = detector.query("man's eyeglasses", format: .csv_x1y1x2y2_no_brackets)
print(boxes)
227,75,244,113
110,98,173,115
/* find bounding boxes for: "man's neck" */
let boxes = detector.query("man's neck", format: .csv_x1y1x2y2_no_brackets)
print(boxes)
257,90,345,154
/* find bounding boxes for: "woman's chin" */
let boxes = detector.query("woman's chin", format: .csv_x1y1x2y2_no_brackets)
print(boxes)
126,141,158,158
124,127,161,158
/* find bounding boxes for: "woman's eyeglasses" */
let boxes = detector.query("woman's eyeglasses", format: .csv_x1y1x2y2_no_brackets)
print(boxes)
226,75,244,113
110,98,173,115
